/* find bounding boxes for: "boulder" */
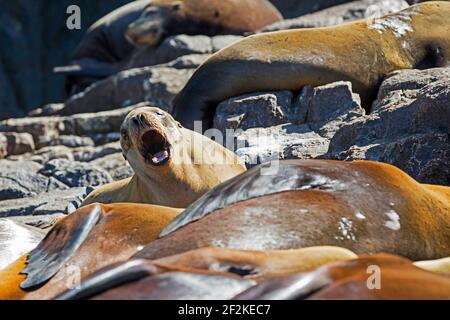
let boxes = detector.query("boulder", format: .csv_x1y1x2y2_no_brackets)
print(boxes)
262,0,408,32
38,158,113,188
325,68,450,185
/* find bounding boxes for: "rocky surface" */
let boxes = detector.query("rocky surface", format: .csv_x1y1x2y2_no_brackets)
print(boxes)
0,0,447,224
260,0,409,32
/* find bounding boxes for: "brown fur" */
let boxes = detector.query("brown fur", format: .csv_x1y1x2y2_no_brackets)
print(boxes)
0,203,181,300
135,160,450,261
126,0,282,46
172,2,450,129
81,105,246,208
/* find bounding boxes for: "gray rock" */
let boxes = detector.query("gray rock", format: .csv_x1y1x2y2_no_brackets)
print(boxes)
163,54,211,69
73,142,122,162
211,35,243,52
46,135,95,148
0,132,36,156
0,134,7,159
214,91,296,131
299,81,365,123
39,158,113,188
0,160,68,201
91,152,134,181
262,0,408,32
0,187,86,218
326,68,450,185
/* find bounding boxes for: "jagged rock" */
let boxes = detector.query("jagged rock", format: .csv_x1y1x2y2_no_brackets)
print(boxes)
38,158,113,188
325,68,450,185
0,187,86,218
0,160,68,201
90,152,134,181
0,132,36,156
72,142,122,162
163,54,211,69
38,67,194,116
299,81,365,123
124,35,242,70
1,107,135,148
46,135,95,148
0,134,7,158
214,91,296,131
262,0,408,32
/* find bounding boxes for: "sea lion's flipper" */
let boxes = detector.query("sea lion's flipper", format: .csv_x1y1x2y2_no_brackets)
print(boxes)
55,260,156,300
233,268,332,300
20,204,103,290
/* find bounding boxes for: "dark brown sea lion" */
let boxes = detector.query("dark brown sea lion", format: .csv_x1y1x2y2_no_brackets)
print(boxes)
133,159,450,261
81,105,246,208
126,0,282,46
55,0,152,96
234,254,450,300
0,203,181,300
172,1,450,130
54,259,256,300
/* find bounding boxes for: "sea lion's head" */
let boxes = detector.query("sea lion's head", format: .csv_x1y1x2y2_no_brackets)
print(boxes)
120,105,182,172
126,0,183,46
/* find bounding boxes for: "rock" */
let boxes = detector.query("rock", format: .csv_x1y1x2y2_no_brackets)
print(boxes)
73,142,122,162
1,106,135,148
299,81,365,123
235,125,330,167
46,135,95,148
263,0,408,31
0,160,68,201
38,158,113,188
0,132,36,157
124,35,242,70
0,0,131,120
91,152,134,181
43,67,194,116
30,145,75,164
0,187,86,218
325,68,450,185
214,91,296,132
163,54,211,69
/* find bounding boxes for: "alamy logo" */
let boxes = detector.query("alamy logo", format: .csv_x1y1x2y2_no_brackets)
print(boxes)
66,5,81,30
366,265,381,290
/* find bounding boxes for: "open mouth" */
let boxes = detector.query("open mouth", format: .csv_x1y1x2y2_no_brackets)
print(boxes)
141,129,172,166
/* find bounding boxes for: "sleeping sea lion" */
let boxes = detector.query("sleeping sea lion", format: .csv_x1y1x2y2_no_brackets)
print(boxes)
172,1,450,129
0,202,182,300
234,254,450,299
154,246,357,282
55,0,152,96
126,0,282,46
133,159,450,261
81,105,246,208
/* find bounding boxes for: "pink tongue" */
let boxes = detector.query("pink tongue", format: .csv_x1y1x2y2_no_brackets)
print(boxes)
152,150,169,163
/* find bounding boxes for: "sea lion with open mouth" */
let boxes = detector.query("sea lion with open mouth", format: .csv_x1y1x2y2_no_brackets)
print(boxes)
81,104,246,208
172,1,450,130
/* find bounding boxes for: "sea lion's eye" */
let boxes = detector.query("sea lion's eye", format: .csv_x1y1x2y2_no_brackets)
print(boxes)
120,129,128,139
156,110,165,116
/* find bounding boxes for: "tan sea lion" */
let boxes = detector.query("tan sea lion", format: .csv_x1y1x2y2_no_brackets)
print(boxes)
133,159,450,261
154,246,358,282
234,254,450,300
172,1,450,129
81,105,246,208
0,203,182,300
126,0,282,46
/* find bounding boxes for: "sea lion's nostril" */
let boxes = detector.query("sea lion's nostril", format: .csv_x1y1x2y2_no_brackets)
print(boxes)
132,117,139,125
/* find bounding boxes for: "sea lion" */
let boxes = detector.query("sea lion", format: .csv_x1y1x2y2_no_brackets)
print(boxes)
234,254,450,299
126,0,282,46
0,219,45,271
0,202,182,300
81,105,246,208
172,2,450,130
154,246,357,282
55,0,152,96
133,159,450,261
55,259,256,300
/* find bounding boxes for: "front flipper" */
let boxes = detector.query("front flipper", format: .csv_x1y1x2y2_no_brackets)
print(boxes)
20,204,103,290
